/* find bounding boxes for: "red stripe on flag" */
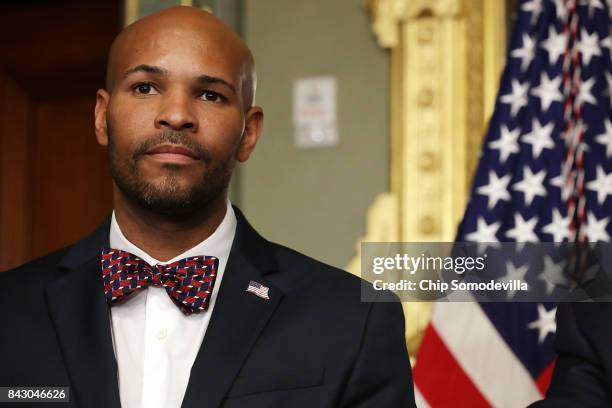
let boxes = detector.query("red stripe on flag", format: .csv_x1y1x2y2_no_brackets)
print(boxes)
535,360,556,396
414,325,491,408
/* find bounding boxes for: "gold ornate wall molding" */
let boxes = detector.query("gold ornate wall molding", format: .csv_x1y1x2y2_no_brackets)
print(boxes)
351,0,506,357
368,0,461,48
366,0,470,243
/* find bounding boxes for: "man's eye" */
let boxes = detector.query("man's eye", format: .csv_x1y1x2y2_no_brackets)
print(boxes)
202,91,222,102
134,83,156,94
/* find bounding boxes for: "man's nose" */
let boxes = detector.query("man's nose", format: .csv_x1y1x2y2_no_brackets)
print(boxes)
154,91,198,132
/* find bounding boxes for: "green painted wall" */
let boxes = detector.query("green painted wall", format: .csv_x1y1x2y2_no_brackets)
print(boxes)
242,0,390,268
137,0,182,18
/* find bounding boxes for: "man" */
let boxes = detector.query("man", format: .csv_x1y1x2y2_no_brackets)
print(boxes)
0,6,414,408
530,302,612,407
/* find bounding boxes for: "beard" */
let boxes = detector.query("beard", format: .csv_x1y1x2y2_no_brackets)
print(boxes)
107,126,238,220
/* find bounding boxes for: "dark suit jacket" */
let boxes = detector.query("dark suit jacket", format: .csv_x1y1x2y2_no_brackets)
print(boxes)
530,302,612,408
0,207,415,408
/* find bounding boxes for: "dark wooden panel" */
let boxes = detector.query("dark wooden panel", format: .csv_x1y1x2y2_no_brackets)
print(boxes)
0,0,120,270
0,75,30,269
30,99,113,259
1,1,121,99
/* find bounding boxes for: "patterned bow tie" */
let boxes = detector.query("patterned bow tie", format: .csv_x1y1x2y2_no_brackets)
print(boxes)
101,248,219,315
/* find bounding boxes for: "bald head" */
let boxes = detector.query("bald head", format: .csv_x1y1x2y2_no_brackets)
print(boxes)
105,6,257,110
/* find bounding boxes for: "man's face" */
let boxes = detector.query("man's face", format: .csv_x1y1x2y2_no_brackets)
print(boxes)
95,24,259,218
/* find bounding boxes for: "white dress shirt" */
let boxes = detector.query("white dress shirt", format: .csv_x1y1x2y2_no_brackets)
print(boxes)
108,201,237,408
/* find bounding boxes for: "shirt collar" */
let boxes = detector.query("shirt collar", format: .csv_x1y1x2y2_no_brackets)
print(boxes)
109,200,237,266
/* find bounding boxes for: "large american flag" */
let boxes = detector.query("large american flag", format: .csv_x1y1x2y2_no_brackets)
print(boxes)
413,0,612,406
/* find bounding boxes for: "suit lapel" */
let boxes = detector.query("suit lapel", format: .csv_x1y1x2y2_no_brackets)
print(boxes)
43,208,282,408
45,218,121,408
181,208,284,408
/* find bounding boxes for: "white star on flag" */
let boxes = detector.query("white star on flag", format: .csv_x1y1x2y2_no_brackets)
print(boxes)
506,213,539,246
497,261,529,299
489,125,521,163
542,208,571,242
577,76,597,106
541,27,567,65
576,28,602,65
531,72,563,111
549,173,572,201
501,80,529,117
513,167,547,206
522,118,555,158
539,256,568,295
595,118,612,157
511,34,536,71
522,0,544,24
465,217,501,253
477,170,512,210
586,166,612,205
528,304,557,344
584,212,611,242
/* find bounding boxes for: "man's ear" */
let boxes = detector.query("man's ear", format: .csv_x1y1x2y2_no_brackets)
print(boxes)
237,106,264,162
94,89,110,146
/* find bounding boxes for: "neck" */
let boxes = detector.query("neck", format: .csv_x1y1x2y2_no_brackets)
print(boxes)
113,189,228,262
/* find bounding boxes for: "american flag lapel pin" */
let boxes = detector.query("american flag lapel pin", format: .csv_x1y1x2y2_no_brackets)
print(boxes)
246,280,270,300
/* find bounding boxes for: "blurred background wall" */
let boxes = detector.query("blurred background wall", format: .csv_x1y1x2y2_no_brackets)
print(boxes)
241,0,389,269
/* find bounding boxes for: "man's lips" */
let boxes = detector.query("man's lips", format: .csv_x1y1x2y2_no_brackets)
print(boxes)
145,144,199,164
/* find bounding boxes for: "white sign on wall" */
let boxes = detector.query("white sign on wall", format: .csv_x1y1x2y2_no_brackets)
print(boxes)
293,76,338,148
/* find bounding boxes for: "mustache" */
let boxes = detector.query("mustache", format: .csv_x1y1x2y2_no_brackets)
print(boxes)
133,131,212,163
